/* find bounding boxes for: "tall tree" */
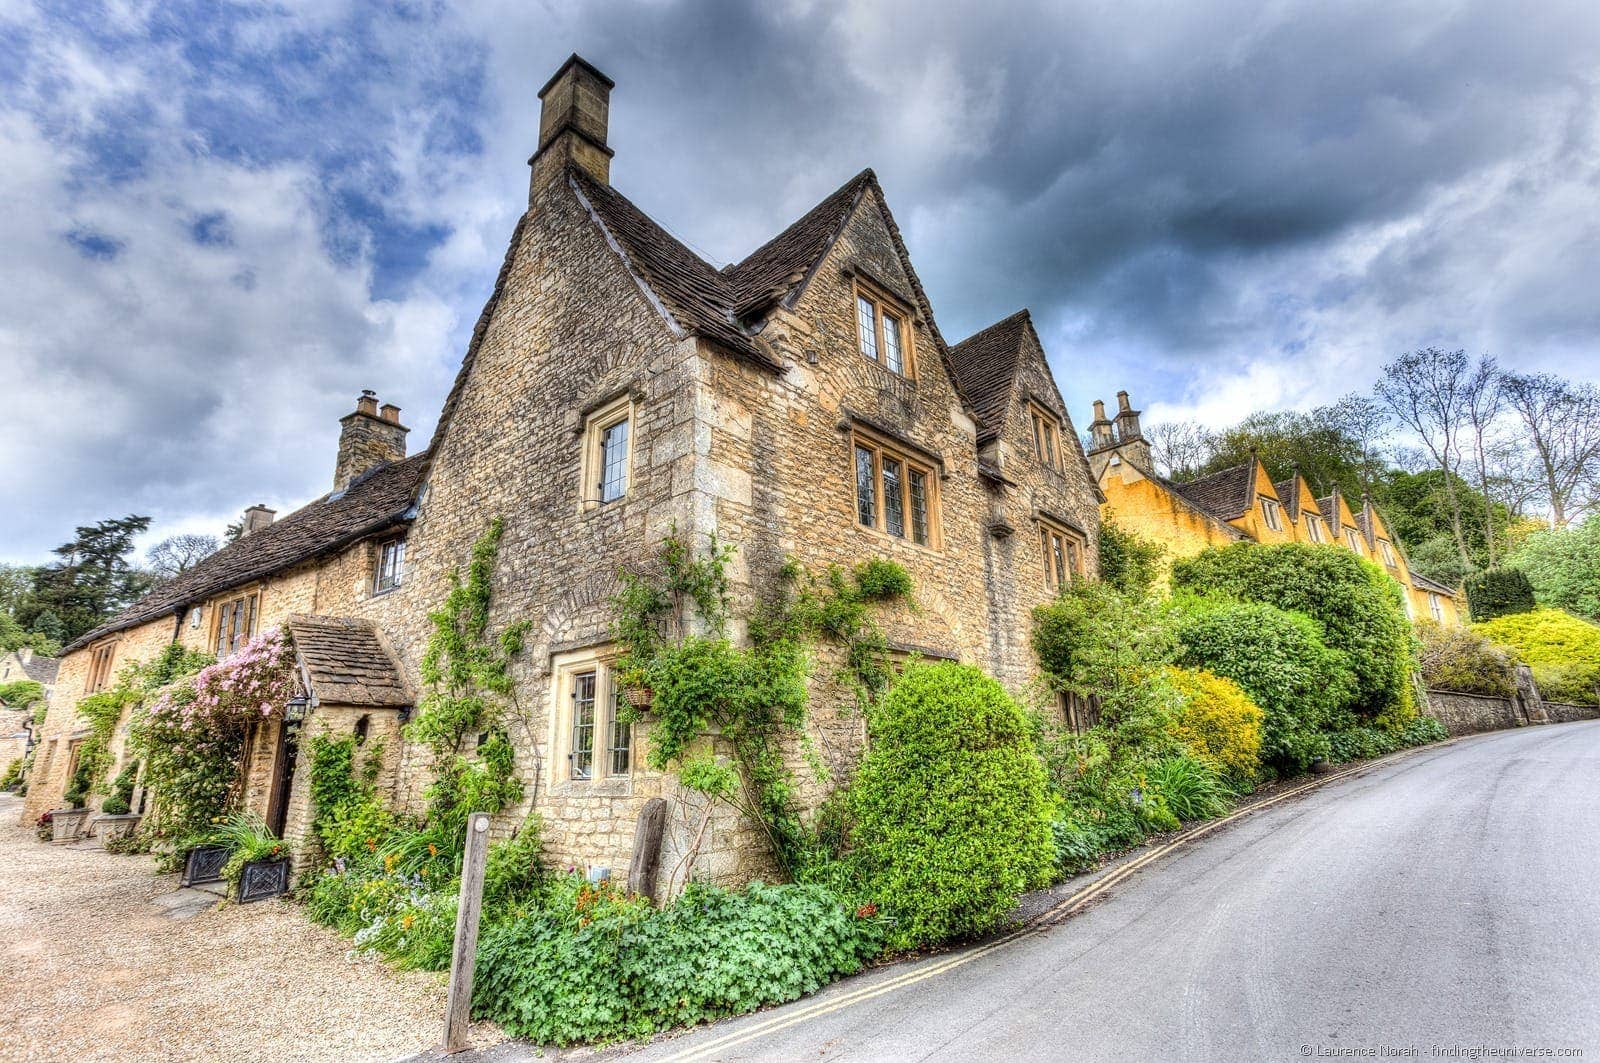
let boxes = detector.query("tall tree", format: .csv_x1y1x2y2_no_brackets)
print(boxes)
146,534,220,583
1325,393,1392,497
1500,372,1600,527
18,515,153,642
1143,420,1213,480
1460,356,1505,565
1375,348,1473,566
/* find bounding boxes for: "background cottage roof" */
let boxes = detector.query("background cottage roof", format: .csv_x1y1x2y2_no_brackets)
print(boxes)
64,454,427,653
1316,494,1343,527
1272,477,1304,521
13,652,59,685
1410,570,1459,596
286,615,410,707
1172,461,1256,521
949,309,1033,444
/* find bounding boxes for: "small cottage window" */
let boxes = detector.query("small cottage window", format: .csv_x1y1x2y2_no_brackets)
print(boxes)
1344,527,1363,552
86,642,117,693
1305,515,1325,543
1429,592,1444,622
581,396,634,509
555,653,632,783
1029,404,1062,471
854,283,913,378
1261,497,1283,532
1039,517,1086,590
1377,539,1397,567
852,433,937,546
214,593,257,659
374,537,406,594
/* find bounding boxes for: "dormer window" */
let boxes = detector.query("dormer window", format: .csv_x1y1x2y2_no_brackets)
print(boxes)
1306,515,1325,543
1261,497,1283,532
855,283,912,378
1377,539,1397,566
1344,527,1363,552
215,593,257,659
374,537,406,594
1030,404,1062,471
1039,517,1086,590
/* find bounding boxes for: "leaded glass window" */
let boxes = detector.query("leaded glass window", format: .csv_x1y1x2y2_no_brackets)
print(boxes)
909,469,929,546
600,418,630,503
882,457,904,537
856,445,876,527
883,314,903,374
857,296,879,363
571,671,596,780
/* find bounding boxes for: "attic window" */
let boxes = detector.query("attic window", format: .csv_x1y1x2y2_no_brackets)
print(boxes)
1377,539,1397,567
1039,517,1086,590
854,282,912,378
580,395,634,510
1305,515,1325,543
215,594,257,659
1029,403,1062,471
1260,497,1283,532
1344,526,1363,552
374,537,406,594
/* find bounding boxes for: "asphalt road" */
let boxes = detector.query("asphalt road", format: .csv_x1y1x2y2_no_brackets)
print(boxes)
617,721,1600,1062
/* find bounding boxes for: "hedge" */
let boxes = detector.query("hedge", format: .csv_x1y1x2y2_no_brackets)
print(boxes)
1464,567,1537,622
1475,608,1600,705
1167,667,1264,781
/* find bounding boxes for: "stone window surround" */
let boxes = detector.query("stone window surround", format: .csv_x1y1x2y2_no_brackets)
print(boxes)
1343,525,1364,552
1305,514,1326,543
578,393,636,511
548,644,634,797
86,640,118,694
1028,400,1063,472
1377,538,1398,567
850,274,916,380
373,535,406,595
1260,496,1283,531
1037,512,1087,590
849,424,942,550
212,588,261,659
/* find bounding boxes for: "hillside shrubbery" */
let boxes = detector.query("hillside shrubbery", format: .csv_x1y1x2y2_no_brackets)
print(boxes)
1476,608,1600,705
1415,620,1517,697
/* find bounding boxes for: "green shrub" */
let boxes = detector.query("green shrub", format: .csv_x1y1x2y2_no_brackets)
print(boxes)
1464,567,1538,622
1509,520,1600,622
1476,608,1600,704
1171,596,1353,774
1050,816,1104,876
1142,755,1233,821
1171,543,1417,724
1098,518,1166,597
1166,666,1263,782
0,679,44,708
473,877,878,1045
1415,620,1516,697
1328,715,1447,761
849,662,1054,951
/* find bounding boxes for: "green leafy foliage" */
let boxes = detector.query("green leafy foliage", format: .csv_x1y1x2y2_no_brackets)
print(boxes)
1170,595,1353,773
101,764,137,815
1415,620,1516,697
1097,518,1166,597
473,877,879,1045
212,811,292,887
0,679,44,708
1170,543,1416,724
849,662,1054,951
1509,519,1600,622
1475,608,1600,705
1142,755,1233,821
1464,567,1538,622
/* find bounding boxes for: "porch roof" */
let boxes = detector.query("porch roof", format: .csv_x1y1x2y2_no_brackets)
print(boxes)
286,615,411,708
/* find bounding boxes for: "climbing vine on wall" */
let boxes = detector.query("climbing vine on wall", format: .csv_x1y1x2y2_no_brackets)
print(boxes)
404,518,528,852
613,535,912,877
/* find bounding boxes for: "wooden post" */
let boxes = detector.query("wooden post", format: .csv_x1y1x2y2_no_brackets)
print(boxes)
442,812,491,1054
627,797,668,903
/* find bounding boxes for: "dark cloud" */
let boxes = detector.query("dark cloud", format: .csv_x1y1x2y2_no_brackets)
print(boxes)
3,0,1599,563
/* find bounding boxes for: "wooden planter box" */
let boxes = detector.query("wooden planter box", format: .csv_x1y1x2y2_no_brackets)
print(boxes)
180,843,230,887
49,808,90,842
95,813,142,842
237,857,291,904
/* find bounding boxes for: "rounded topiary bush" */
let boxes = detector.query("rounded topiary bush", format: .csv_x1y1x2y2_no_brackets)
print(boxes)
1464,566,1537,622
850,662,1053,951
1167,667,1264,782
1171,543,1416,723
1171,596,1353,773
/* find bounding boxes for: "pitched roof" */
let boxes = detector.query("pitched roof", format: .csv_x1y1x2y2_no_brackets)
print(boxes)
1272,477,1303,522
65,455,427,653
949,310,1032,443
568,167,780,370
722,170,874,317
1410,570,1459,596
9,652,60,685
286,615,411,707
1172,461,1256,522
1316,494,1345,527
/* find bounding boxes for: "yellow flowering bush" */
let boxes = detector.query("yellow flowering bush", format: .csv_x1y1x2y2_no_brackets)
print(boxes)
1167,667,1264,782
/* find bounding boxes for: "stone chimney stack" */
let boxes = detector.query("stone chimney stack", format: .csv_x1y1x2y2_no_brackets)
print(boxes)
334,389,409,493
1114,391,1144,442
1088,399,1115,450
241,504,276,537
529,53,615,194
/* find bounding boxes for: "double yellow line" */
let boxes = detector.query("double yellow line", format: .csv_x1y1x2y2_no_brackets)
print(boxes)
651,742,1446,1062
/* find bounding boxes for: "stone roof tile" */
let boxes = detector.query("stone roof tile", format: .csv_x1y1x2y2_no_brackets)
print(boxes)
287,615,411,708
949,310,1032,444
1171,461,1256,522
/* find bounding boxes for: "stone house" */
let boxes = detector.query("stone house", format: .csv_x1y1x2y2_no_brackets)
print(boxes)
1086,391,1465,625
25,55,1101,887
0,647,57,781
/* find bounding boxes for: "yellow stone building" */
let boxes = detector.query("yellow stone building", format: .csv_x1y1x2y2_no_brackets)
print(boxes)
1085,391,1464,625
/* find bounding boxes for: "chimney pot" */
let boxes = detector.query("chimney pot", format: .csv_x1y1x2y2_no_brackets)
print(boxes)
380,403,400,424
356,391,379,417
1116,390,1132,413
334,392,409,491
1092,399,1107,420
242,504,277,536
529,53,615,191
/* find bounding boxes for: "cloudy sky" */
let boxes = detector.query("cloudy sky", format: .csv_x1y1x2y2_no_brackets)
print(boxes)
3,0,1599,563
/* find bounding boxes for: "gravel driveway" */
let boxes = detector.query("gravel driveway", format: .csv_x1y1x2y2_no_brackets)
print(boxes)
0,793,502,1062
